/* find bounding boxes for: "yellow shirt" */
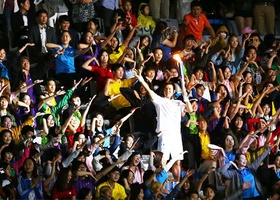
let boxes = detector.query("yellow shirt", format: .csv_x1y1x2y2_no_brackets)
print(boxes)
109,45,125,64
199,132,214,160
108,79,134,110
95,181,127,200
245,147,265,165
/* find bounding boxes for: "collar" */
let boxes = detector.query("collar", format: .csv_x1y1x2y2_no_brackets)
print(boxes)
39,25,47,29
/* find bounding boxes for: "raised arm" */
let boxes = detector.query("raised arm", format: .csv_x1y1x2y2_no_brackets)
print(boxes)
132,70,157,100
122,26,138,49
82,57,99,71
80,96,95,129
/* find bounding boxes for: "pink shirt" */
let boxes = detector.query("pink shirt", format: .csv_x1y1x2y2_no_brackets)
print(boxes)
121,166,144,184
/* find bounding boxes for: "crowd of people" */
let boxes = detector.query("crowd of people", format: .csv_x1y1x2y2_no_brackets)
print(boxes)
1,0,280,199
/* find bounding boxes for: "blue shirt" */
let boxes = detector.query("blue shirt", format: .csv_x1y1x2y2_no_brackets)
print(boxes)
53,45,76,74
0,62,9,79
276,169,280,178
239,168,260,198
225,150,236,164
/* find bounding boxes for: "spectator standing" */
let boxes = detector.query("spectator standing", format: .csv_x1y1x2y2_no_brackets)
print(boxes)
253,0,275,35
178,0,215,43
12,0,36,48
149,0,170,19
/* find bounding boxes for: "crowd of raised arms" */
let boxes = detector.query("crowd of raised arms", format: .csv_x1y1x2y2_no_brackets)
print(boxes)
1,0,280,199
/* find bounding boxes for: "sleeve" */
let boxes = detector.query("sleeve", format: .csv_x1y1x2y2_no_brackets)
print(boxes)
219,163,236,179
34,181,43,199
91,65,99,72
51,89,74,115
11,147,30,174
248,146,272,171
119,185,127,199
17,176,33,199
109,135,120,154
210,53,222,66
62,151,79,168
203,14,210,27
166,185,181,200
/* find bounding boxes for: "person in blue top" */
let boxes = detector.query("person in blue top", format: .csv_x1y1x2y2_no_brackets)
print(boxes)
219,145,272,200
46,30,90,89
0,48,9,80
17,157,43,200
151,21,178,61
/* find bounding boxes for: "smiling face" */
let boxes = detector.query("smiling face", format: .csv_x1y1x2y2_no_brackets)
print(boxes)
22,94,31,105
85,31,94,44
262,104,271,116
234,116,243,129
244,72,253,83
223,67,231,80
154,49,163,62
131,154,141,166
0,49,6,61
2,117,12,129
217,85,228,98
195,69,203,81
136,188,144,200
60,20,70,31
246,48,257,61
198,120,207,132
1,131,12,144
46,80,56,94
236,154,247,168
110,37,119,49
163,84,174,99
61,31,71,45
108,170,121,182
125,136,134,148
225,135,234,149
127,171,135,185
46,115,55,127
100,51,109,64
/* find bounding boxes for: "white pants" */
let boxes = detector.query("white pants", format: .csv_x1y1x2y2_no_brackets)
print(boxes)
158,130,183,160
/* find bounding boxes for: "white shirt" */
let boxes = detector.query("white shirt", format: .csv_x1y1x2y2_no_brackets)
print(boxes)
39,25,47,53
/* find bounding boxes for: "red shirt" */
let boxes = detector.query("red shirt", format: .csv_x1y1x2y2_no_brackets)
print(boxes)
182,13,210,41
52,185,77,199
91,65,113,92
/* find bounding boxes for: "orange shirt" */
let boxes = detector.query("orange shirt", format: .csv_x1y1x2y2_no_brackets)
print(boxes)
183,13,210,41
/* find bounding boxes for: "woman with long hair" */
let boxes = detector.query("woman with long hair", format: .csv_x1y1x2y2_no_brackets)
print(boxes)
17,158,43,199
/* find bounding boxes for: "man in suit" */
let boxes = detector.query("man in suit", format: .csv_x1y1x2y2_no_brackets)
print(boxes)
12,0,36,48
28,9,56,63
28,9,56,79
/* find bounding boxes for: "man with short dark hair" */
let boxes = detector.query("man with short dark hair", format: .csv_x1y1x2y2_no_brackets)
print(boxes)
56,15,79,49
28,9,56,78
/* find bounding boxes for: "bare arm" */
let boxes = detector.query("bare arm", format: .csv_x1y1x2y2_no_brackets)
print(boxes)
162,32,178,48
82,57,99,71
